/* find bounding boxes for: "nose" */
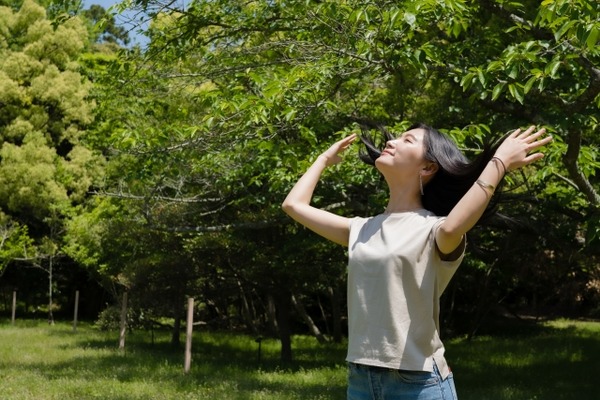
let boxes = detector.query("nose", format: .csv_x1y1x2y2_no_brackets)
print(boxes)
385,139,396,149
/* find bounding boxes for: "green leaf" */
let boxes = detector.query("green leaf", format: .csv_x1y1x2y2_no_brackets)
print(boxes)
387,10,401,27
554,20,577,41
508,63,519,79
544,60,561,78
531,68,544,77
460,72,476,91
492,82,505,101
508,83,524,104
524,76,537,94
452,21,462,38
486,60,504,72
586,26,599,50
283,108,297,122
537,77,547,91
477,68,486,87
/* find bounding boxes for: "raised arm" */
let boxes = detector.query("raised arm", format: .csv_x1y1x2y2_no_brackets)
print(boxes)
282,134,357,246
436,126,553,255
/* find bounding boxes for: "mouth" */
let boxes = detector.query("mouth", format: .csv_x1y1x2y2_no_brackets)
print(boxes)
380,149,394,156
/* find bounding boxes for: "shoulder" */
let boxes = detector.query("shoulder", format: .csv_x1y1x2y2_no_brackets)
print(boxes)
349,211,441,237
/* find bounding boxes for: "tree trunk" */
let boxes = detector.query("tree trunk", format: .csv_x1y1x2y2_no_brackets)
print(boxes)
47,257,54,325
317,296,331,336
275,293,292,364
467,262,498,340
291,292,327,344
238,280,258,333
329,285,343,343
266,294,278,335
171,314,182,347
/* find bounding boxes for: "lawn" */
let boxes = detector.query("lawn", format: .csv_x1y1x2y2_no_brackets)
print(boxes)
0,318,598,399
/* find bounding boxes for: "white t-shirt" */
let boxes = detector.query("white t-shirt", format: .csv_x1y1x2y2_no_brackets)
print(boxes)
346,209,464,379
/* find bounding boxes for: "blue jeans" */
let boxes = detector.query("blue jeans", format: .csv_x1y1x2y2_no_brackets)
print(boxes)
347,362,458,400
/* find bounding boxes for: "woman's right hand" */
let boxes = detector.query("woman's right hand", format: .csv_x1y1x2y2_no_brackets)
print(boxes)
318,133,358,166
493,126,552,173
281,133,357,246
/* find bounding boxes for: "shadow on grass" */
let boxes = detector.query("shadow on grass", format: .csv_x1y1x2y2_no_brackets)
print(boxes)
447,318,600,400
6,319,598,400
37,326,348,399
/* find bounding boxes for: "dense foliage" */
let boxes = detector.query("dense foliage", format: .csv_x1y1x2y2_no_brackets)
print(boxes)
0,0,598,360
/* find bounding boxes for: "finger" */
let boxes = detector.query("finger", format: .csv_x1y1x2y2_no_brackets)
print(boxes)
517,125,536,138
538,135,553,145
340,133,357,145
509,128,522,138
342,135,357,145
522,153,545,165
524,128,546,143
527,135,553,151
338,135,358,151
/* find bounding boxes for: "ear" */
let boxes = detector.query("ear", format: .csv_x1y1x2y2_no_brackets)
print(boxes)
421,162,439,177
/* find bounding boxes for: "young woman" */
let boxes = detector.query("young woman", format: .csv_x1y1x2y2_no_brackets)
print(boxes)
282,123,552,400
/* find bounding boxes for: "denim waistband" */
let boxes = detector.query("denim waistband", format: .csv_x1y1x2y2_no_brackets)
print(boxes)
348,361,443,376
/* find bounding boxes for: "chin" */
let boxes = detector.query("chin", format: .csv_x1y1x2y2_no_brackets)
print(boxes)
375,157,391,173
374,156,392,170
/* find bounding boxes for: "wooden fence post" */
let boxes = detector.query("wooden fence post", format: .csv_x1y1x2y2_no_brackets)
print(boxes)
184,297,194,374
72,290,80,332
119,292,128,351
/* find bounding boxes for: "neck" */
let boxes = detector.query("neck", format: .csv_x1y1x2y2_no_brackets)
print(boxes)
384,183,423,214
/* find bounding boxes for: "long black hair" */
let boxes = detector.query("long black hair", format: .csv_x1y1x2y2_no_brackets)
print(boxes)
359,123,502,219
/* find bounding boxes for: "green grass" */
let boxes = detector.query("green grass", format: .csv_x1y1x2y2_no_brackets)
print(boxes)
448,319,600,400
0,318,598,399
0,320,347,400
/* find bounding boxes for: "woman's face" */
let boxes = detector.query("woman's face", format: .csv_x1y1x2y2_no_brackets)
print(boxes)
375,128,428,175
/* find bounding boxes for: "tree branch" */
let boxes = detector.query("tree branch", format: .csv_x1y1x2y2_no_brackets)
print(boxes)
570,56,600,115
91,190,223,204
562,129,600,206
481,0,600,115
480,0,600,205
155,220,280,233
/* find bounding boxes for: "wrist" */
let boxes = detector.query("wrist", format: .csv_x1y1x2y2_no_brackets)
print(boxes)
491,156,507,175
316,154,330,167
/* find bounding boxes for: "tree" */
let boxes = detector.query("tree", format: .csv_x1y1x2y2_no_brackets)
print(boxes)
433,0,600,322
0,212,32,278
82,4,130,46
0,0,105,321
87,0,598,359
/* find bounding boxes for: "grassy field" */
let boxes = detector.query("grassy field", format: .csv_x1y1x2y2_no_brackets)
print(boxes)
0,318,598,399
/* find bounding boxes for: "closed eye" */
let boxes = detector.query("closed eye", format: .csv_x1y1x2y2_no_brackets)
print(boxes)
400,133,417,144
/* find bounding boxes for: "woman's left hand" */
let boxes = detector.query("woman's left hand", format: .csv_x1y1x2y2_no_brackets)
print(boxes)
493,126,553,172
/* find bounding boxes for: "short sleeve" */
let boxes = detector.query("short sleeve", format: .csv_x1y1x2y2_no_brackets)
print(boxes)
432,217,466,262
